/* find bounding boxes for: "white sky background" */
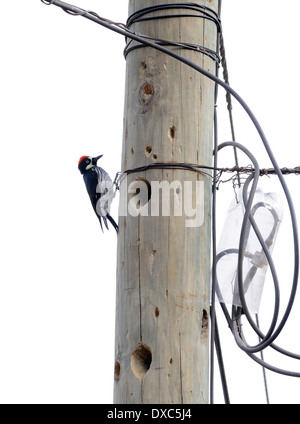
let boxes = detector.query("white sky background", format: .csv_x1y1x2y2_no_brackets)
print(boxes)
1,0,300,404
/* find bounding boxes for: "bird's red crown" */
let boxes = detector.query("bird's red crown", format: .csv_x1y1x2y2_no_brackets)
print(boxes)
78,156,89,165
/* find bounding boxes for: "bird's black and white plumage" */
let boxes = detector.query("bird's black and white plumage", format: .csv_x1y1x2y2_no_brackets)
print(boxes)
78,155,118,233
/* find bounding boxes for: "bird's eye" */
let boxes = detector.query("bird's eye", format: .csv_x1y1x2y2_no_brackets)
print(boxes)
86,159,90,164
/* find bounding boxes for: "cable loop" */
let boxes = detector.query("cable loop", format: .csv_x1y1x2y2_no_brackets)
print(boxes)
126,3,221,32
124,3,221,61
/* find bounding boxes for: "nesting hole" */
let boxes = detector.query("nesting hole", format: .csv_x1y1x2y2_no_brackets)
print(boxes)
138,178,151,202
154,306,160,318
131,342,152,381
128,178,152,210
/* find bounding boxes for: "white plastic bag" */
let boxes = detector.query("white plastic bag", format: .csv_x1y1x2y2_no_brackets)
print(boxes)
216,187,283,313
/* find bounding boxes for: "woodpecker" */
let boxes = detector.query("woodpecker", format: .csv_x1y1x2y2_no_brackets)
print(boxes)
78,155,118,233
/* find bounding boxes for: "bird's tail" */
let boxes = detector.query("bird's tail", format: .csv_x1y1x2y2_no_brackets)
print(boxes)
107,214,119,234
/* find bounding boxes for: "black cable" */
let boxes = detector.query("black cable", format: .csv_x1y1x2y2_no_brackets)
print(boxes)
124,3,221,62
124,38,220,63
126,3,221,31
213,313,230,404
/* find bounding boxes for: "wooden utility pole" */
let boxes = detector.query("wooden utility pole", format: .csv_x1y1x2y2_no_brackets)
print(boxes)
114,0,218,404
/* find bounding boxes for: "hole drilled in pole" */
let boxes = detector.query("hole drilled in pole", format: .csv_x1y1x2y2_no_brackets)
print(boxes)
168,125,176,143
131,342,152,381
154,306,160,318
145,145,152,156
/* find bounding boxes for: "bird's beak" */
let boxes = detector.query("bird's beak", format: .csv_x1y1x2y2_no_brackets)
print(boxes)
92,154,103,165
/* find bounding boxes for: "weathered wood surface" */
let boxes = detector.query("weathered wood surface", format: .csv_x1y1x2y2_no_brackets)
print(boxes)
114,0,218,404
